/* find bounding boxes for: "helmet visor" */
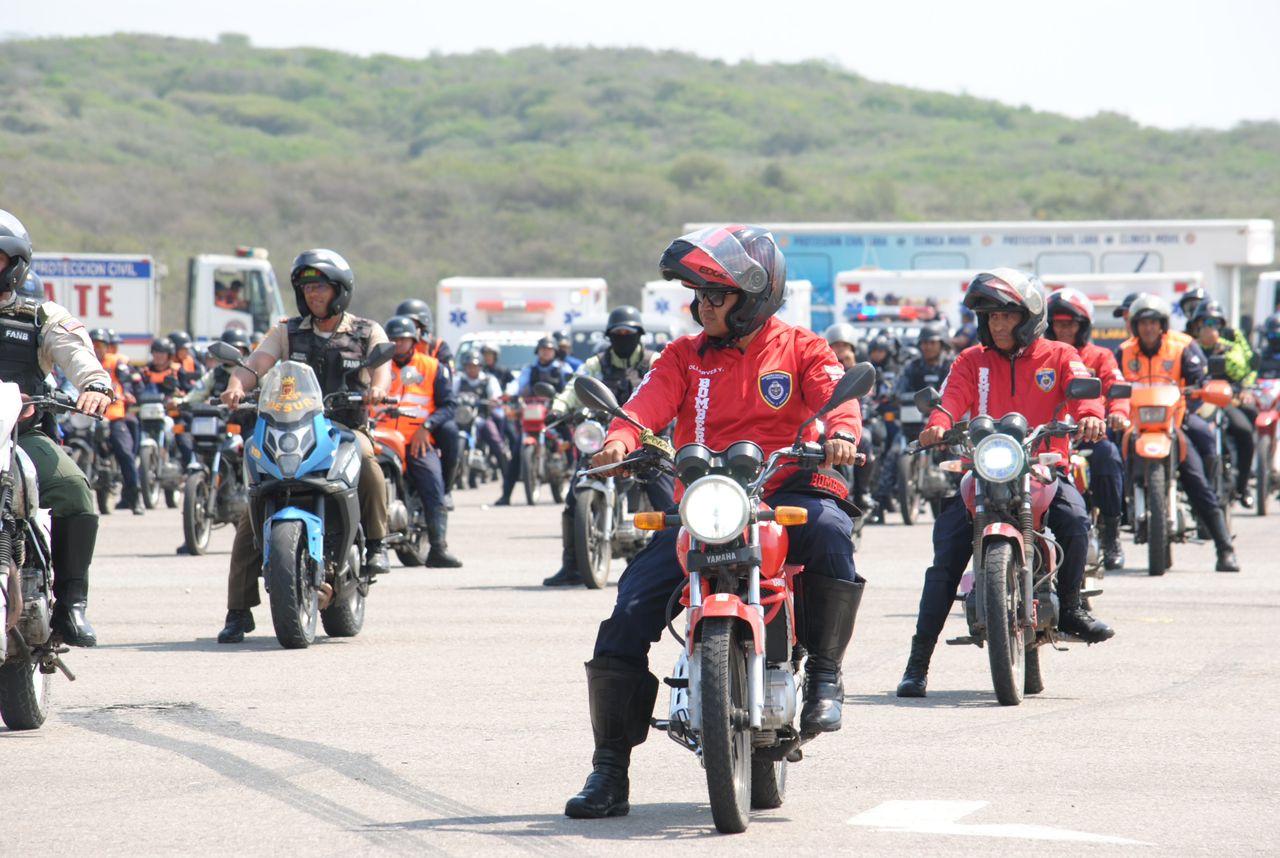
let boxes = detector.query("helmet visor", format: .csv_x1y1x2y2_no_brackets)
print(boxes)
667,226,768,294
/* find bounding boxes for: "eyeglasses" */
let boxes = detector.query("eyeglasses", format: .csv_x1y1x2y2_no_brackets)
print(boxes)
1202,318,1223,329
695,288,734,308
300,281,332,293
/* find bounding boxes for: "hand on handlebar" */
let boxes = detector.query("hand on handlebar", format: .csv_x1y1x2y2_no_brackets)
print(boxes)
1077,416,1105,443
918,424,948,447
1107,412,1130,433
590,439,629,475
822,438,858,469
76,390,112,418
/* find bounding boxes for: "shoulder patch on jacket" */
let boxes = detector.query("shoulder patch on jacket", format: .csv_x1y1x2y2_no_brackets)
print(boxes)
1034,367,1057,392
758,371,792,409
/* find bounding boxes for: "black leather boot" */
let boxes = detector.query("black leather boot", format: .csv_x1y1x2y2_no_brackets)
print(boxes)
217,609,255,643
896,634,935,698
364,539,390,577
799,575,864,733
50,515,99,647
543,511,582,586
564,657,658,819
1204,508,1240,572
425,508,462,568
1100,515,1125,570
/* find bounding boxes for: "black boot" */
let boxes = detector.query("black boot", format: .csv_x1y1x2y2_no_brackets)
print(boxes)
217,609,255,643
425,508,462,568
564,657,659,819
364,539,390,576
50,515,99,647
1100,515,1125,571
798,575,864,733
896,634,935,698
543,511,582,586
1204,508,1240,572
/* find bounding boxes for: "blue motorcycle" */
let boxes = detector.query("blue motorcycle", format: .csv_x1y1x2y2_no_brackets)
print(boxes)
210,341,394,649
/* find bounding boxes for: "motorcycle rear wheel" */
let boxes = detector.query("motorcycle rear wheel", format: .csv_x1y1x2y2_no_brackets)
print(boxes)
701,617,753,833
395,496,428,567
182,471,212,555
521,445,542,506
321,543,366,638
1146,464,1169,576
983,540,1024,706
0,656,51,731
265,520,318,649
750,753,787,809
574,490,612,589
1257,435,1272,516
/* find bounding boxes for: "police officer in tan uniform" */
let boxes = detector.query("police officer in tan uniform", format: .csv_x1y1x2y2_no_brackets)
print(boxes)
216,249,391,643
0,209,114,647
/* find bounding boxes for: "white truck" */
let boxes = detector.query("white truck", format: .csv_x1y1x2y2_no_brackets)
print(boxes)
436,276,608,347
641,278,814,336
31,247,286,360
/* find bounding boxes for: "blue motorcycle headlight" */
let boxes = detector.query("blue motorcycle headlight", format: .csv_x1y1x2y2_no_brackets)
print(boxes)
973,434,1025,483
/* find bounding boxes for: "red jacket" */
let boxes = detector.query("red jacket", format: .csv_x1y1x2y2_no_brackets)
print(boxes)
606,316,861,497
926,337,1103,458
1079,341,1128,418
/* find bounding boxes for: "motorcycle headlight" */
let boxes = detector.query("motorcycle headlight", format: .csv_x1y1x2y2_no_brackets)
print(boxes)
573,420,606,455
1137,406,1169,424
973,434,1025,484
277,453,302,478
680,475,751,545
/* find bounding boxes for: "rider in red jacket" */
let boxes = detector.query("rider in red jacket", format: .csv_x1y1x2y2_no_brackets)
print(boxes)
896,269,1115,699
564,225,865,820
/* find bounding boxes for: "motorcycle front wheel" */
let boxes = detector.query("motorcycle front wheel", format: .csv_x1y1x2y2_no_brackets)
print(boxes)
182,471,212,555
139,447,160,510
701,617,753,833
1257,434,1272,516
983,540,1024,706
1146,463,1169,576
574,490,612,589
897,454,919,526
265,520,318,649
521,444,542,506
0,656,51,730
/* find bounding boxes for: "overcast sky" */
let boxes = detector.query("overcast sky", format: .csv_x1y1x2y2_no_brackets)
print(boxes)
10,0,1280,130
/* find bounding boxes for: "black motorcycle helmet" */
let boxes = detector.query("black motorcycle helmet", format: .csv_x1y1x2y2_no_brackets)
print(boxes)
1112,291,1141,319
916,321,948,348
219,327,252,355
395,298,432,335
867,334,893,360
89,327,111,344
151,337,175,356
384,314,419,341
1178,286,1207,320
535,335,557,358
963,268,1047,355
660,224,786,348
0,209,33,294
462,351,482,368
605,305,645,359
1127,293,1172,336
106,329,121,346
1188,299,1227,336
290,249,354,320
1046,288,1094,348
168,330,193,351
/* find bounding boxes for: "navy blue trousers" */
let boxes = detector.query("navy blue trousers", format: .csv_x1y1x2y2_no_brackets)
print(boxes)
1080,438,1124,518
406,449,446,511
433,419,460,492
108,417,140,498
594,491,859,670
912,478,1089,642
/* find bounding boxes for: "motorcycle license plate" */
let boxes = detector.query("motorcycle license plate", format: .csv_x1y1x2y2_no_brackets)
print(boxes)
139,403,166,420
899,405,923,423
523,404,546,421
191,416,221,436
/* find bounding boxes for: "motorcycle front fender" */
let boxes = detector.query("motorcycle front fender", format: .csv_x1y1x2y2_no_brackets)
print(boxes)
263,506,325,573
1135,431,1172,460
687,594,765,657
981,523,1026,569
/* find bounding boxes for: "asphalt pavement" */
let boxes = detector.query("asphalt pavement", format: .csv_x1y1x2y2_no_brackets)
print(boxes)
5,487,1277,857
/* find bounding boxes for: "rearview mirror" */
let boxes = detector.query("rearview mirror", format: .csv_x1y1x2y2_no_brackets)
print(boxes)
360,342,396,371
914,386,942,415
573,375,620,414
208,341,247,367
1107,382,1132,401
818,362,876,416
1066,377,1102,400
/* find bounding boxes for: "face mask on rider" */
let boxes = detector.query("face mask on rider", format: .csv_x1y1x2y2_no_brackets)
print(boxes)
609,332,641,359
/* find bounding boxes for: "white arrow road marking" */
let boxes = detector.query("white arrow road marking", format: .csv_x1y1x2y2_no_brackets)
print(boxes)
848,800,1151,845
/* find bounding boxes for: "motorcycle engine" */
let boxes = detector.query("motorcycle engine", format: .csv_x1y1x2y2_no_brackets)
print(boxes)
386,499,409,533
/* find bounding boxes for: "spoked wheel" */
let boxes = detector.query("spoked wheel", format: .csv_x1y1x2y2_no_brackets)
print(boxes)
182,471,212,555
521,445,542,505
750,753,787,810
1256,435,1271,516
139,447,160,509
321,543,366,638
574,490,613,589
0,656,52,730
701,617,753,833
265,520,318,649
1146,464,1169,576
983,540,1024,706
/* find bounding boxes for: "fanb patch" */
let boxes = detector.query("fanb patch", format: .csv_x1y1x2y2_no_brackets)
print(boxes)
1034,367,1057,392
758,371,793,410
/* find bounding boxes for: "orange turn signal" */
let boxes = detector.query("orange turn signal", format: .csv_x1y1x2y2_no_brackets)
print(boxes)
173,424,185,434
227,423,241,434
940,459,967,473
634,512,667,531
773,506,809,526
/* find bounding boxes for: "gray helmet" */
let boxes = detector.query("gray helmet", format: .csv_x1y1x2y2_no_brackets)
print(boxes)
290,249,354,319
1127,293,1172,336
823,323,857,348
0,209,33,294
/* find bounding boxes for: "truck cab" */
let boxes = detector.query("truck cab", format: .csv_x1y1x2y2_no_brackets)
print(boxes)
186,246,286,341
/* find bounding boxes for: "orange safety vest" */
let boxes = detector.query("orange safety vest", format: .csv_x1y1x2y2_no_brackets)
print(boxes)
103,353,128,421
377,352,439,438
1119,332,1191,423
414,338,445,359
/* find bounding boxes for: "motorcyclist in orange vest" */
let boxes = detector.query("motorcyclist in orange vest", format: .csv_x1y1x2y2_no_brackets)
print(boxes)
1118,294,1239,571
90,328,144,515
167,329,200,391
396,298,460,509
379,316,461,567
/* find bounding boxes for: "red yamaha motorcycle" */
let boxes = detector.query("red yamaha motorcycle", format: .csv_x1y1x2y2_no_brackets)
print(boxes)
573,365,875,834
911,375,1103,706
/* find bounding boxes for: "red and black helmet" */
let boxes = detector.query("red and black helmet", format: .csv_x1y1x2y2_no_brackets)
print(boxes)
1046,288,1094,348
659,224,785,346
963,268,1046,355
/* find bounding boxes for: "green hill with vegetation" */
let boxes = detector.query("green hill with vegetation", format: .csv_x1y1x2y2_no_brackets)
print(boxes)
1,33,1277,325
